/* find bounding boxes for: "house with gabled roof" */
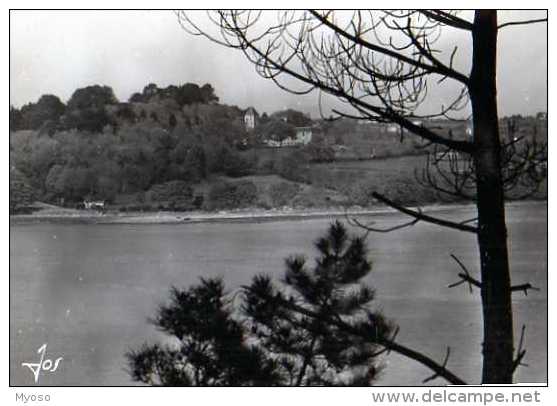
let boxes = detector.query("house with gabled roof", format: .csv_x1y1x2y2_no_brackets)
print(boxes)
243,107,259,131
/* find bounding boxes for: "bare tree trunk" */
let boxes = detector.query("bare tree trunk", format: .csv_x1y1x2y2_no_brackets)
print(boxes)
470,10,514,384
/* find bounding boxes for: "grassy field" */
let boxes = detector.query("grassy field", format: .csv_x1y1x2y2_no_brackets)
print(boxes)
206,155,440,209
303,154,546,206
307,155,427,184
302,155,447,206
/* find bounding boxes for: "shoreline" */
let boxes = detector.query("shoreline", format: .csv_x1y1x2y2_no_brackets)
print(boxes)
9,200,546,226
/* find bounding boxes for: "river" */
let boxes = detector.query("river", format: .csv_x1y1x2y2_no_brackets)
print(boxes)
10,201,547,386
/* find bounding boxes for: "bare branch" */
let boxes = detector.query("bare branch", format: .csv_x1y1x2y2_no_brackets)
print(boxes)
498,18,547,30
460,217,478,225
448,273,481,291
448,254,481,293
346,213,420,234
308,10,470,85
423,347,452,383
177,10,476,153
387,341,466,385
371,192,478,233
510,283,540,296
512,325,528,372
419,10,473,31
416,145,477,202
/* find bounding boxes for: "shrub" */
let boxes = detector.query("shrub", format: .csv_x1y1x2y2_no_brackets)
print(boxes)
206,180,258,210
275,150,309,183
9,169,36,214
148,180,194,208
268,182,300,207
305,144,335,163
192,195,204,209
215,147,257,178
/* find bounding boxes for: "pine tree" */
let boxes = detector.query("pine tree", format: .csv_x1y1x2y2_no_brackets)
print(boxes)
127,221,392,386
125,278,281,386
244,221,393,385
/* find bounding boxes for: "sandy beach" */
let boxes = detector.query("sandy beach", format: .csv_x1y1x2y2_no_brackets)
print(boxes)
11,200,546,226
9,200,496,226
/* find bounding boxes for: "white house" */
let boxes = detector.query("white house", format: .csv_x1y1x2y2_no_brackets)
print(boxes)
264,139,283,147
244,107,258,131
294,126,312,145
83,200,105,210
263,126,313,147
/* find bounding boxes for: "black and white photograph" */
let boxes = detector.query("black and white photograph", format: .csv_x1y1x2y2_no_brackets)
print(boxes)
8,6,549,398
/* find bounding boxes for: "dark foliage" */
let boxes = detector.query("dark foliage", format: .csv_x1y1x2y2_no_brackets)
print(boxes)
217,147,256,177
116,103,137,123
127,82,219,106
146,180,195,211
67,85,118,111
58,85,119,132
168,113,177,128
12,95,66,131
256,118,295,144
206,180,258,210
271,109,313,127
275,149,309,183
127,222,392,386
126,278,282,386
244,221,392,385
200,83,219,104
10,168,36,214
9,105,24,131
62,107,114,133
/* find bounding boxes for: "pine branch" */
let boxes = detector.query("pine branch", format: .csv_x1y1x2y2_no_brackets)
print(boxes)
245,286,468,385
381,341,465,385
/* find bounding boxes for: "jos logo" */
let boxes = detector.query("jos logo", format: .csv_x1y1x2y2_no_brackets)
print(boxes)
21,343,63,384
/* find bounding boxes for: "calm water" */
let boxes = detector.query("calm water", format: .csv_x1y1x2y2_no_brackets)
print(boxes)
10,202,547,386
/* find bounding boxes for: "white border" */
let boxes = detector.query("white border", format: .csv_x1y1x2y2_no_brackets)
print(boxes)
3,2,553,405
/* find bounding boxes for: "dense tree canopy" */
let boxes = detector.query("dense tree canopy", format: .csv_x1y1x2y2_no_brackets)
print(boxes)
271,109,312,127
9,80,253,205
11,94,66,131
10,81,221,134
67,85,118,111
127,82,219,106
256,118,296,143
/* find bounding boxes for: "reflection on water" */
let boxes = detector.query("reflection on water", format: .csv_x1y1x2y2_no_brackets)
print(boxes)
10,202,547,385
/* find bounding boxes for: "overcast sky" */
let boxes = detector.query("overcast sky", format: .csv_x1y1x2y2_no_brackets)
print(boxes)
10,10,548,118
